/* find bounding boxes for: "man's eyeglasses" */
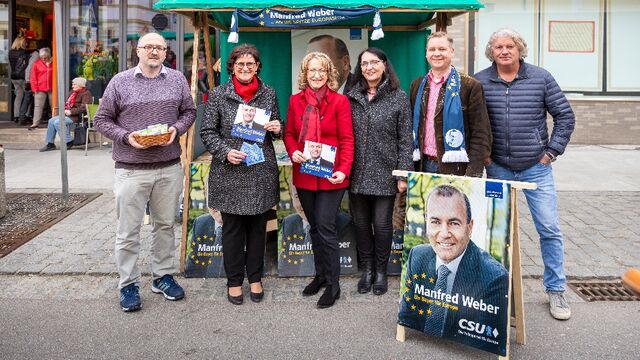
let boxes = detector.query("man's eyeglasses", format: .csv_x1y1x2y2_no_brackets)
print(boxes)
137,45,167,53
360,60,382,68
235,62,257,69
308,69,327,75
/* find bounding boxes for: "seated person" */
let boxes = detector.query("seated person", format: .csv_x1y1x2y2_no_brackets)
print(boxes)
39,77,93,152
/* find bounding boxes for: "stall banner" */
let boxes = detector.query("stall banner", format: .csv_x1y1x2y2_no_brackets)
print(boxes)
235,7,378,28
397,172,511,356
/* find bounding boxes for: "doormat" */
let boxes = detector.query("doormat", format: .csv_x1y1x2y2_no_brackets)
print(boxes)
0,193,101,258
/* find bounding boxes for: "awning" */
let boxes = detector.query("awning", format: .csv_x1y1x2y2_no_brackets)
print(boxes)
153,1,484,28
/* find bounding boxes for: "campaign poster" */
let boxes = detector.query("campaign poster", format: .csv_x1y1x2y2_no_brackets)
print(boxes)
300,140,336,178
277,175,357,277
291,29,368,95
387,192,408,275
230,104,270,142
397,172,511,356
184,212,226,278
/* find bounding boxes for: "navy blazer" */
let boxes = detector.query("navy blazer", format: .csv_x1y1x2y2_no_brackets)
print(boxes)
398,241,509,356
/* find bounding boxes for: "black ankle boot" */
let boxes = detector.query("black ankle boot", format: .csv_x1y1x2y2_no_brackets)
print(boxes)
357,262,374,294
302,275,326,296
317,285,340,308
372,271,388,295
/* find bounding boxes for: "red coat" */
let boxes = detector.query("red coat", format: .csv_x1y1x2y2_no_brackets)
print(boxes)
30,59,53,92
284,89,354,191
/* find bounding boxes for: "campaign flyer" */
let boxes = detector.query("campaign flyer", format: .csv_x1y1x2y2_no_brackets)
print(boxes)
230,104,270,143
299,140,336,178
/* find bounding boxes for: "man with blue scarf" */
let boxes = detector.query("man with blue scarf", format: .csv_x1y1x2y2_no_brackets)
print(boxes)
409,32,492,177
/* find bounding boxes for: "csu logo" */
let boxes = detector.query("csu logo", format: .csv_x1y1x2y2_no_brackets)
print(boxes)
458,319,499,338
338,241,350,249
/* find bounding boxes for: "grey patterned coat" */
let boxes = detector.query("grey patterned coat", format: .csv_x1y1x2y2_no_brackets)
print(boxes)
347,79,413,196
200,79,281,215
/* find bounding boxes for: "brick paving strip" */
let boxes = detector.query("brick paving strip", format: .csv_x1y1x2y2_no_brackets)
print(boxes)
0,190,637,283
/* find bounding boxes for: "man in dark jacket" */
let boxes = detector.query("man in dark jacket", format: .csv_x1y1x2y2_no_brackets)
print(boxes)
410,31,492,177
475,28,575,321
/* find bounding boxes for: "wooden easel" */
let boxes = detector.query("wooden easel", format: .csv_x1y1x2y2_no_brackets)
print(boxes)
392,171,534,359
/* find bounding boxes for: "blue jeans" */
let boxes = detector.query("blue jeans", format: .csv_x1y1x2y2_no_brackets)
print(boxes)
45,116,73,144
421,159,439,173
486,161,566,292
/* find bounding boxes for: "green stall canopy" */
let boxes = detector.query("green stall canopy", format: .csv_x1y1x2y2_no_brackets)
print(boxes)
152,1,484,120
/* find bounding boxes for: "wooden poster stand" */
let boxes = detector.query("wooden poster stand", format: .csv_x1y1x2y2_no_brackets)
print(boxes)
392,171,535,359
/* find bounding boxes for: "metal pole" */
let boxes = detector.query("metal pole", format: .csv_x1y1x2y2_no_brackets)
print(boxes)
54,0,69,201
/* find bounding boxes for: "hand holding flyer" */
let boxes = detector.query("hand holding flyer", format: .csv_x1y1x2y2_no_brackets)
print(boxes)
231,104,271,143
299,140,336,178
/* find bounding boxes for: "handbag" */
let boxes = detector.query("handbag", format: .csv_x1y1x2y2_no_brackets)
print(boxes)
73,124,87,146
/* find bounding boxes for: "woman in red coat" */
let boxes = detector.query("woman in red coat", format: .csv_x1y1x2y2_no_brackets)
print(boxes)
284,52,354,308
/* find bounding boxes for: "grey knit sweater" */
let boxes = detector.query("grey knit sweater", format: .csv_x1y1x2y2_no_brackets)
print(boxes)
94,66,196,169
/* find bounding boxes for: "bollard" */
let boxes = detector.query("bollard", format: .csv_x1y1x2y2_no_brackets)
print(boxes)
0,147,6,218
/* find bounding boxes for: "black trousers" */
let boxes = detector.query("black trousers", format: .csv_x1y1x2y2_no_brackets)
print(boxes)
19,87,34,119
221,211,267,287
349,193,395,271
297,188,345,287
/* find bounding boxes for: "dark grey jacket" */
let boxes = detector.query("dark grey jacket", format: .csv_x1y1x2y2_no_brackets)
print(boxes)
475,61,575,170
200,79,281,215
347,79,413,196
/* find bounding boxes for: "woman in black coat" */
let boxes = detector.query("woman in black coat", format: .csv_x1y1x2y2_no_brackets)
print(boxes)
346,48,413,295
200,44,282,305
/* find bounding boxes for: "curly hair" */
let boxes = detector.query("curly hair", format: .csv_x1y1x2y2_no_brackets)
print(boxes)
226,43,262,75
485,28,528,61
297,52,339,91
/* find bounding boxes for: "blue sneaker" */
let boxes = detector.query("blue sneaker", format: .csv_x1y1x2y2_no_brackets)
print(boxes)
120,284,142,312
151,275,185,301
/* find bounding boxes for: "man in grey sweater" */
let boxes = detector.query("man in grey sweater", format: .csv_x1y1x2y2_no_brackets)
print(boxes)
94,33,196,312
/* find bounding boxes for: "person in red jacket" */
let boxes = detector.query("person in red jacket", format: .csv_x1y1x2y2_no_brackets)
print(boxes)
29,47,53,130
284,52,354,309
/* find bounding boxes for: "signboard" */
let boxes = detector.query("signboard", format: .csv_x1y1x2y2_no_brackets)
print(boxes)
397,172,511,356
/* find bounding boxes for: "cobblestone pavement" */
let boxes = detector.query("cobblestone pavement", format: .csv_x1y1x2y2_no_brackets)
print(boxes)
1,189,638,281
0,274,579,304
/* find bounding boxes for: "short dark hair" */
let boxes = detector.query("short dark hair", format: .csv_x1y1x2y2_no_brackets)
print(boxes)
427,185,472,223
308,35,350,59
225,44,262,75
351,47,400,93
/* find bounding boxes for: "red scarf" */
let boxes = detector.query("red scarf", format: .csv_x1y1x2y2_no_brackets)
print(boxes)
298,85,328,143
65,88,85,110
232,75,259,102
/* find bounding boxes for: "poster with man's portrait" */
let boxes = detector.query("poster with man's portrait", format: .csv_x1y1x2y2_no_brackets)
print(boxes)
300,141,336,178
397,172,511,356
230,104,271,142
291,29,368,94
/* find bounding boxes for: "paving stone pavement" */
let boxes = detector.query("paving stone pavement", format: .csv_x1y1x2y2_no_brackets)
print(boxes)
1,188,638,282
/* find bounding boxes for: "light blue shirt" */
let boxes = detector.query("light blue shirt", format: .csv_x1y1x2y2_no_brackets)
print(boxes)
435,246,467,293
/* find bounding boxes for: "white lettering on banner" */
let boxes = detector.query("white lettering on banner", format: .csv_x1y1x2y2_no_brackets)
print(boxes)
198,243,222,252
461,295,499,314
289,242,313,251
306,9,335,17
414,283,459,304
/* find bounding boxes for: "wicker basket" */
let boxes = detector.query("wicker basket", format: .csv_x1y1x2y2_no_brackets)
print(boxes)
133,132,171,147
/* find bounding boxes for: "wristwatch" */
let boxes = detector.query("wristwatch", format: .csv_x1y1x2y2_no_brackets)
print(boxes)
545,151,557,162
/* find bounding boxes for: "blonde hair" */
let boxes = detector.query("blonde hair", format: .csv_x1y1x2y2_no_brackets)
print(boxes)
485,28,528,61
426,31,454,48
11,36,27,50
297,52,339,91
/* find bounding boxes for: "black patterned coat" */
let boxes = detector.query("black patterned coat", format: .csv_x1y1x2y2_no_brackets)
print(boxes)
347,80,413,196
200,79,281,215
